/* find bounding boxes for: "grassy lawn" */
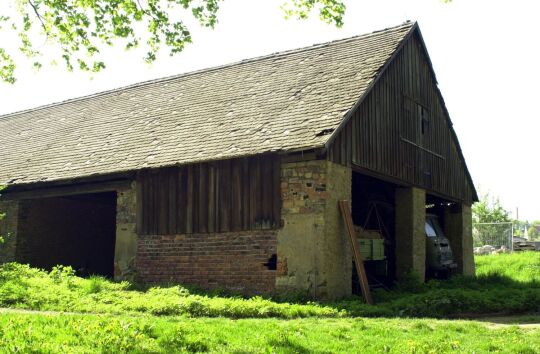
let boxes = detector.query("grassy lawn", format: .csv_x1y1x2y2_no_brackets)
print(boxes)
0,252,538,319
0,313,538,353
0,252,538,352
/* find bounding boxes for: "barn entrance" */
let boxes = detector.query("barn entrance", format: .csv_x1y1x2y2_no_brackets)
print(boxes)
351,172,397,293
15,192,117,277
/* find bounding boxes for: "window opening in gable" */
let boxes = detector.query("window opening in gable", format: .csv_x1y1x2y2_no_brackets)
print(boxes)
402,95,429,145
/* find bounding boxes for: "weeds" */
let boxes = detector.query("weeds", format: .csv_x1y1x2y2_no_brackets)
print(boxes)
0,252,538,319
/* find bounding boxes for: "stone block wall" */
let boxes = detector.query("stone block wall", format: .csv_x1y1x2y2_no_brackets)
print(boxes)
444,203,475,276
277,160,352,299
114,184,138,281
395,187,426,281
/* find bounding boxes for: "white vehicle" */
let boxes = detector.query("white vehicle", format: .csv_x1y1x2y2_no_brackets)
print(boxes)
425,214,457,277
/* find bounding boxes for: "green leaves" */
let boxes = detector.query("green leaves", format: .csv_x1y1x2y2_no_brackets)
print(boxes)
472,191,511,224
0,48,15,84
0,0,347,83
281,0,346,27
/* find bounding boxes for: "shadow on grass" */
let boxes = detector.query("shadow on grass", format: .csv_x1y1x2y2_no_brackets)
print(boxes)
135,273,540,319
471,314,540,325
1,261,539,320
322,274,540,319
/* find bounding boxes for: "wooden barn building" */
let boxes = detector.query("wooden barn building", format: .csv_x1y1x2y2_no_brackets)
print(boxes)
0,22,477,298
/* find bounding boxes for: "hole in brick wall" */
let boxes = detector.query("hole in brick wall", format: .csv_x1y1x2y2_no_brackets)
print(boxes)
263,254,277,270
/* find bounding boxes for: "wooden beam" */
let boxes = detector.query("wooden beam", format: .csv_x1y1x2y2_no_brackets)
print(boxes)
1,180,132,201
280,150,319,164
350,164,462,204
339,200,373,305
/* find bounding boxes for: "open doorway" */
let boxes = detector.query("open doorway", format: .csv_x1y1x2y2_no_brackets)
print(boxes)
351,172,397,293
15,192,117,277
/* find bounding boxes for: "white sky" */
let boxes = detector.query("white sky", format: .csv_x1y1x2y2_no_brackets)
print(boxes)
0,0,538,221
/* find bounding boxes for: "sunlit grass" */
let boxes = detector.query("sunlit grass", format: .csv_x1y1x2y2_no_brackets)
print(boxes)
0,252,538,319
0,313,538,353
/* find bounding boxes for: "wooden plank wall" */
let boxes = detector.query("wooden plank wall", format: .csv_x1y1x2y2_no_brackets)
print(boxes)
138,155,280,235
328,32,474,203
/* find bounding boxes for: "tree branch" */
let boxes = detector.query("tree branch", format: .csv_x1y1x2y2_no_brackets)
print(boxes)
27,0,49,37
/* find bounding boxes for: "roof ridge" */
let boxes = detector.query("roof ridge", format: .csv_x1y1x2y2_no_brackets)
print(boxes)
0,21,415,121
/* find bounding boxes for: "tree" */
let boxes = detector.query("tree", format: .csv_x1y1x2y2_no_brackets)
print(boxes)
0,0,346,83
472,191,511,224
472,191,512,247
527,220,540,241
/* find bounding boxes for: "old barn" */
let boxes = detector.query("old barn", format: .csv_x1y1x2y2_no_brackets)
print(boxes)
0,22,476,298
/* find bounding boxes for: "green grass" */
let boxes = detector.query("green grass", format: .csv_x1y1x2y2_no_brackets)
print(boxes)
475,251,540,282
0,312,538,353
0,252,539,352
1,252,539,319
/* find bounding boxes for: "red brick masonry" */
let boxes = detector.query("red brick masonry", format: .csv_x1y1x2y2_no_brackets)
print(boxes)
136,230,277,293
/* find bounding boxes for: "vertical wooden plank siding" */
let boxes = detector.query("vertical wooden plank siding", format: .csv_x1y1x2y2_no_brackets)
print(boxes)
328,33,473,203
137,155,281,235
241,158,251,230
218,159,231,232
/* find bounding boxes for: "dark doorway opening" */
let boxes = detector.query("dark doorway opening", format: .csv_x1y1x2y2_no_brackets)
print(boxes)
351,172,396,294
15,191,117,277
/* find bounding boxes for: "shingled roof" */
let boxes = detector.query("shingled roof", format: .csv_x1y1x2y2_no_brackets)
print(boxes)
0,22,415,186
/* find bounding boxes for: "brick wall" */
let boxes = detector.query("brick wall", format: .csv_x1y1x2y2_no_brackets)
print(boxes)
136,230,277,294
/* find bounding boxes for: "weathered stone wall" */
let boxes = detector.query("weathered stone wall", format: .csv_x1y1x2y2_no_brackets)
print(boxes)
276,160,352,299
136,230,278,293
0,200,19,263
444,203,475,276
395,187,426,281
114,183,138,281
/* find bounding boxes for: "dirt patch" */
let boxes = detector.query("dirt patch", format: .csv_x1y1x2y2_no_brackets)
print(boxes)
474,315,540,329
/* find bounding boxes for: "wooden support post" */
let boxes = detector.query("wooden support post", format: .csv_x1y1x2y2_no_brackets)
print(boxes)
339,200,373,305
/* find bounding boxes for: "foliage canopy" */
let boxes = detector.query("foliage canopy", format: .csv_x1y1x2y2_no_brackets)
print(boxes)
0,0,346,83
472,191,511,224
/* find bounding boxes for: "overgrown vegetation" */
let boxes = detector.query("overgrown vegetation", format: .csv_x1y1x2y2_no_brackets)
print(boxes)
0,252,538,352
0,313,538,353
0,252,538,319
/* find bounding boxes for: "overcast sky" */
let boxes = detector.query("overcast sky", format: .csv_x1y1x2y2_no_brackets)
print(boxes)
0,0,538,221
